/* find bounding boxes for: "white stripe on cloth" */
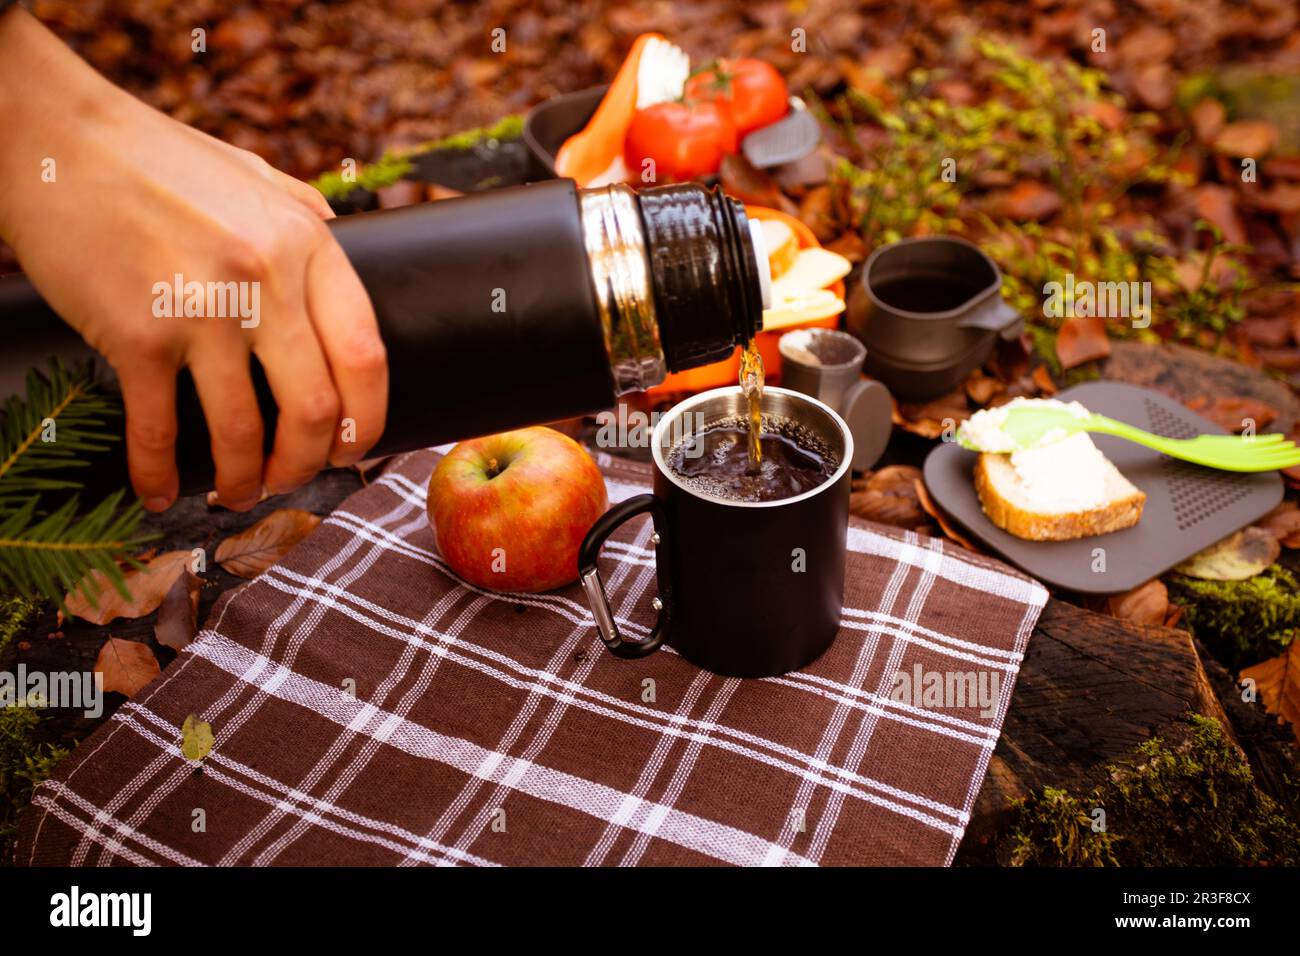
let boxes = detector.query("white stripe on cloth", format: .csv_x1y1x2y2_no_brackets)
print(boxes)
71,491,429,865
222,586,481,866
386,470,1047,608
325,510,1024,675
32,784,206,867
765,529,929,865
253,567,975,819
434,520,658,864
945,592,1041,866
618,675,741,866
583,669,715,866
807,535,947,862
185,632,846,864
114,703,498,866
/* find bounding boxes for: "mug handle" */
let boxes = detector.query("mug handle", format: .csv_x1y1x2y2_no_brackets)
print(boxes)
578,494,671,659
958,297,1024,340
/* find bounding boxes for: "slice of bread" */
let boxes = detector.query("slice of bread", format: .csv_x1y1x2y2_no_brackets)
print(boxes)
974,432,1145,541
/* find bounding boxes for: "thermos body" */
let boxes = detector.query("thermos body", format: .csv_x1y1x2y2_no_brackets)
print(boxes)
331,180,617,457
0,179,766,496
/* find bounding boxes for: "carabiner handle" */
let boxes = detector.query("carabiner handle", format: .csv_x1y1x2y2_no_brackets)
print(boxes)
578,494,670,659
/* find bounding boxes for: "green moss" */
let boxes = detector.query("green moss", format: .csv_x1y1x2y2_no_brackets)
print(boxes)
1,705,68,866
1007,715,1300,866
311,114,524,201
0,593,38,657
1168,566,1300,670
1008,787,1118,866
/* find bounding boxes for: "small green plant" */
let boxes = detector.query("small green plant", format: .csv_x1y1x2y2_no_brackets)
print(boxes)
312,114,524,201
0,703,68,865
816,69,1011,247
0,360,151,608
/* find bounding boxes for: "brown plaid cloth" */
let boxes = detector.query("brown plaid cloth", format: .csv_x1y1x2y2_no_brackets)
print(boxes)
20,447,1047,867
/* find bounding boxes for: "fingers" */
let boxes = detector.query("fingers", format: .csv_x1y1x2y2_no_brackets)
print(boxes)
304,237,388,467
188,349,265,512
253,316,340,496
118,362,179,512
269,167,336,221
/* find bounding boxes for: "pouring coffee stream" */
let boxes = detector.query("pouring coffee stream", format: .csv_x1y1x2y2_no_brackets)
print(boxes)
0,179,772,496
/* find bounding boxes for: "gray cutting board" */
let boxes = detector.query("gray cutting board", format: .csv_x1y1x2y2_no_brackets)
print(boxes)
922,382,1284,593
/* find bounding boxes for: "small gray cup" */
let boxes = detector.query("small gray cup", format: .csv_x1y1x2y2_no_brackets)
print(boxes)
778,328,892,471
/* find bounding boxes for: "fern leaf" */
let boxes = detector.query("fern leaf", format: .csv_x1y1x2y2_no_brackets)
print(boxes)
0,491,152,609
0,358,120,508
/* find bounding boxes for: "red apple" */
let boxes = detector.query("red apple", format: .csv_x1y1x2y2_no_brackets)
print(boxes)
426,427,609,593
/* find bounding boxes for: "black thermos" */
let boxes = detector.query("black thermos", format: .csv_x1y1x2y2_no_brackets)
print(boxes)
0,180,769,495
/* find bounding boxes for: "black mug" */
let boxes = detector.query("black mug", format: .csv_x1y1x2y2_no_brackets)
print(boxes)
578,386,853,678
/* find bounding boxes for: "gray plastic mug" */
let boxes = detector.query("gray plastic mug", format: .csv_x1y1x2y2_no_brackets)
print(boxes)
778,328,891,471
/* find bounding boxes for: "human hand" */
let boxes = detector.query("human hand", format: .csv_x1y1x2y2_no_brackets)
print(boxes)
0,7,388,512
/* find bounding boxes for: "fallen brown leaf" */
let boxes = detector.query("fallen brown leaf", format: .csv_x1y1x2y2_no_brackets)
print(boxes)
94,637,162,698
892,390,969,439
1106,579,1168,626
989,181,1062,222
1255,500,1300,548
1184,396,1277,433
796,184,838,242
1055,315,1111,370
964,368,1004,406
1240,315,1291,347
914,478,982,553
155,570,203,651
1240,640,1300,743
1193,184,1247,245
215,508,322,578
1188,98,1226,144
65,551,195,626
1213,120,1278,158
720,153,797,216
1254,184,1300,216
850,466,928,530
1031,364,1058,395
1131,63,1173,111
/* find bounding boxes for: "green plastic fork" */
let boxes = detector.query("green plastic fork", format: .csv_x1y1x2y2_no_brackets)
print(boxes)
958,404,1300,473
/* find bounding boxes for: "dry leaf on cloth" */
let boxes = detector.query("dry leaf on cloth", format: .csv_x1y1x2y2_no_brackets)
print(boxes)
179,713,215,762
215,508,322,578
94,637,161,698
65,550,195,625
1240,641,1300,743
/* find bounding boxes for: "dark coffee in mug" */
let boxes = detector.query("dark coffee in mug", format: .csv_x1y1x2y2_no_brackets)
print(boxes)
665,415,839,503
579,386,853,679
871,274,984,312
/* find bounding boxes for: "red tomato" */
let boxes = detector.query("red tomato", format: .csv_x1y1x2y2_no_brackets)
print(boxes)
624,100,738,182
685,58,789,135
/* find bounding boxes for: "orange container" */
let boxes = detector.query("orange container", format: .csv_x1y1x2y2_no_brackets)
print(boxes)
648,205,846,395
